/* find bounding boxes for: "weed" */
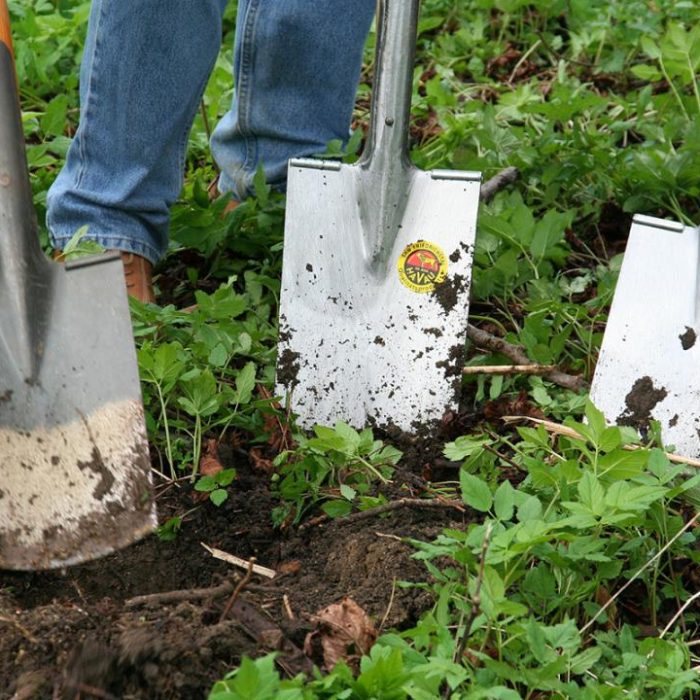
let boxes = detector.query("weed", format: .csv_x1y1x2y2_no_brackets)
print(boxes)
272,422,402,524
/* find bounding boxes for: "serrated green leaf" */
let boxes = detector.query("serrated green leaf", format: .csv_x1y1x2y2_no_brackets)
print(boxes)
494,480,515,521
460,471,493,512
340,484,357,501
234,362,256,405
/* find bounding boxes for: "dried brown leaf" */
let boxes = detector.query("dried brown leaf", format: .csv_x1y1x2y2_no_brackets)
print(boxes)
249,447,274,473
304,597,377,671
278,560,302,575
200,438,223,477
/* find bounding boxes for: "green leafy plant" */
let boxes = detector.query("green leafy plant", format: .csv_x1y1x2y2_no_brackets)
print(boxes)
272,422,402,524
195,468,237,506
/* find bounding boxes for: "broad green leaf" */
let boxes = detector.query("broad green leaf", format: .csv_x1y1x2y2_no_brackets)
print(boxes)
340,484,357,501
494,480,515,521
444,436,488,461
577,472,605,515
517,495,543,522
322,500,353,518
460,471,493,512
234,362,256,405
210,489,228,506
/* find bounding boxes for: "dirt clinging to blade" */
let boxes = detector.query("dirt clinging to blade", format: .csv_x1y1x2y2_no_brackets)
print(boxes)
617,376,668,435
679,326,697,350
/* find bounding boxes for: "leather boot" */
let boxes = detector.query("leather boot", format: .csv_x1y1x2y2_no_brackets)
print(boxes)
116,251,155,304
53,249,155,303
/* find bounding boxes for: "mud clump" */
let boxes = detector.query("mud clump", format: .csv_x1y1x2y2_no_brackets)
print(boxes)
432,273,466,315
617,376,668,435
679,326,697,350
277,348,301,387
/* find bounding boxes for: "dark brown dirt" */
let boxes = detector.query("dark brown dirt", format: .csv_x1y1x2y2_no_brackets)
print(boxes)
680,326,697,351
0,456,466,699
432,273,467,315
617,376,668,435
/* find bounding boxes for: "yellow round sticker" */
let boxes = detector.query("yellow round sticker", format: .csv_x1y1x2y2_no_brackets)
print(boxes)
397,241,448,293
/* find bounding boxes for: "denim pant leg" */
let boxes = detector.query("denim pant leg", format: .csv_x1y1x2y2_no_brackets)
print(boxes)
212,0,376,200
47,0,228,263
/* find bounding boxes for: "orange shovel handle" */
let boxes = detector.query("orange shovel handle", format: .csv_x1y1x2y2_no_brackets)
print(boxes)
0,0,12,57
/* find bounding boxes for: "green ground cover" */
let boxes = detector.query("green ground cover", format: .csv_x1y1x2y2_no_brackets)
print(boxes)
11,0,700,696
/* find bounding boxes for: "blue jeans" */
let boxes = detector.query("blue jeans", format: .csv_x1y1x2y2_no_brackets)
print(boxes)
46,0,375,264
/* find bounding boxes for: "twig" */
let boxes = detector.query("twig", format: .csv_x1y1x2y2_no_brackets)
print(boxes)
481,441,526,473
379,578,398,632
479,166,519,203
329,497,465,527
462,363,557,376
0,615,38,644
467,324,587,392
125,579,234,608
220,558,255,623
257,385,293,452
283,594,295,621
504,415,700,470
150,466,183,487
201,543,276,578
581,512,700,634
374,532,404,542
297,513,329,531
73,684,119,700
447,523,493,697
660,590,700,638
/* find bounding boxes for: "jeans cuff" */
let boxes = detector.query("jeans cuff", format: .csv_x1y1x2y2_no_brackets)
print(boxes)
49,232,162,266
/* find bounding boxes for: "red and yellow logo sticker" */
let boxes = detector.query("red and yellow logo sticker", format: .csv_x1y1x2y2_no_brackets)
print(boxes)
397,241,447,293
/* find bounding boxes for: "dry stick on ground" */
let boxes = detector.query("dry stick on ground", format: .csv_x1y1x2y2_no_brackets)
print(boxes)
0,615,38,644
301,497,465,532
481,440,526,473
125,579,235,609
466,325,588,392
282,594,296,621
298,497,463,531
202,543,277,578
379,578,398,632
73,684,119,700
504,415,700,470
660,589,700,638
220,557,255,623
479,166,519,203
462,363,557,376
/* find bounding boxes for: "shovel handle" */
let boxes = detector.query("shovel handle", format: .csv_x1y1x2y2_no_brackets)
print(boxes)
0,0,45,272
360,0,420,172
0,0,11,56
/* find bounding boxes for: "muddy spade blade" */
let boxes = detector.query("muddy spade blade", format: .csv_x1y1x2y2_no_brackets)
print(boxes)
0,24,156,570
276,0,481,431
590,214,700,458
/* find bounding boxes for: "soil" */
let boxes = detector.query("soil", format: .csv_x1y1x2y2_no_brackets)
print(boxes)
0,449,468,699
679,326,697,351
616,375,668,435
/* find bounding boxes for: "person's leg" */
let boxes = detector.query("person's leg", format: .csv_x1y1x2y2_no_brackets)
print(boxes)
47,0,228,265
212,0,376,201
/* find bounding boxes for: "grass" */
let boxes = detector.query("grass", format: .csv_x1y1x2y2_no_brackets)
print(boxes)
12,0,700,696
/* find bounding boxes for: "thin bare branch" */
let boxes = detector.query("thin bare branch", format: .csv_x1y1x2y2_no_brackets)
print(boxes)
467,325,587,392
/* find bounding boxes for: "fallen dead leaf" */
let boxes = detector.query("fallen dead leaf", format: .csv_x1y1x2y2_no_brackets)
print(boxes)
304,597,377,671
199,438,223,477
249,446,274,473
278,560,302,575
